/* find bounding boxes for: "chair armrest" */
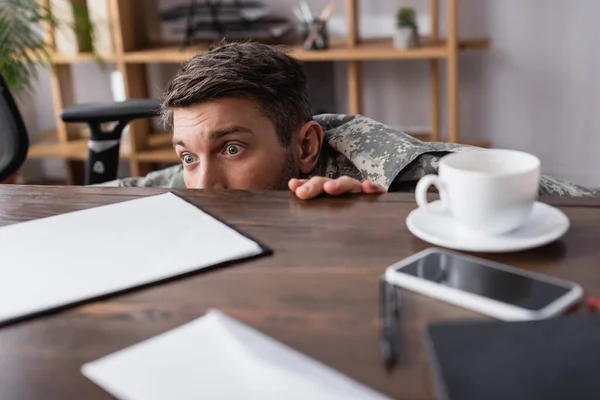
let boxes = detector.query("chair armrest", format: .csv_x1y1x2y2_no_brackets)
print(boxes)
59,99,161,123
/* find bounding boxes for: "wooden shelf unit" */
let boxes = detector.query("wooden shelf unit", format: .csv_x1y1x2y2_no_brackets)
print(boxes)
33,0,490,184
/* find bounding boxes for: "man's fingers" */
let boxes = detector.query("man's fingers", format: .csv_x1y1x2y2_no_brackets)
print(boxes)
295,177,331,199
288,178,308,191
291,176,386,199
361,180,387,194
323,176,363,195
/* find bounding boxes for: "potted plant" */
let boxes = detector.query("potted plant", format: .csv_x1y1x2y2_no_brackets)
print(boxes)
0,0,96,184
393,7,420,50
0,0,95,94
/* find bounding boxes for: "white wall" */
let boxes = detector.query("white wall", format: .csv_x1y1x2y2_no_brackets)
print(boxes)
472,0,600,187
20,0,600,187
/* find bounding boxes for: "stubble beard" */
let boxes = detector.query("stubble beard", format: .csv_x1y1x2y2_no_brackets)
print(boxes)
267,150,298,190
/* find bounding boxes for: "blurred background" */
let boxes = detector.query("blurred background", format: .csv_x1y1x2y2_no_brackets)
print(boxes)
3,0,599,189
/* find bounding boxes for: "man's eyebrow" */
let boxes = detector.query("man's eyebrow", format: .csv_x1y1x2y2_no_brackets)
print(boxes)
172,126,254,148
172,138,186,148
210,125,255,140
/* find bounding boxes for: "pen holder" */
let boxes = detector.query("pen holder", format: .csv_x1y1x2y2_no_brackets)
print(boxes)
301,19,329,50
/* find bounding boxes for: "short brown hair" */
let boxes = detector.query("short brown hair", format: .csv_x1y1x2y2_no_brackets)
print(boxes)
161,41,312,147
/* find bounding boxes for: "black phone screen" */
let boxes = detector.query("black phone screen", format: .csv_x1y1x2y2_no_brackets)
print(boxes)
396,251,572,311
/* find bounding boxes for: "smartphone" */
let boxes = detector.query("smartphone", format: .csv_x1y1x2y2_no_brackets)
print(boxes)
385,248,583,321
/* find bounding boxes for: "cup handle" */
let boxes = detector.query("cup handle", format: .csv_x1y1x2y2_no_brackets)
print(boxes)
415,174,449,215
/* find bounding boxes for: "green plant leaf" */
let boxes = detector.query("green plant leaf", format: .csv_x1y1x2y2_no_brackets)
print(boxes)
397,7,417,28
0,0,97,94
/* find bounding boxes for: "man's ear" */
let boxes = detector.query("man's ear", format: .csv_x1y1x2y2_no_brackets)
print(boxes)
296,121,324,175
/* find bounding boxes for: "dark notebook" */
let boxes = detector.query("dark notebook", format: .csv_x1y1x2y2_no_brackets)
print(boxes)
425,315,600,400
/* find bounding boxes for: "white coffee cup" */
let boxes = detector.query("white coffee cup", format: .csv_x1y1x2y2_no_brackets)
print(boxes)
415,149,541,235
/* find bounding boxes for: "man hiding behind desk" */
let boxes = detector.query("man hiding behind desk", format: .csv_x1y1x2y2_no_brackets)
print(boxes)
104,42,598,199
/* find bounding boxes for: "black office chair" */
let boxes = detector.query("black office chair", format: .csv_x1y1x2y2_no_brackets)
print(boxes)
60,99,161,185
0,74,29,183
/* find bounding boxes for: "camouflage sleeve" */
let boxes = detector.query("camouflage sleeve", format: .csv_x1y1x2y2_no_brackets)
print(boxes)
316,114,434,188
538,175,599,198
315,114,600,198
315,114,480,189
315,114,599,198
388,154,599,198
93,164,185,188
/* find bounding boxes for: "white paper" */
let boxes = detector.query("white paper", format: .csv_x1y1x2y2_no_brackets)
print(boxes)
0,193,264,324
82,310,391,400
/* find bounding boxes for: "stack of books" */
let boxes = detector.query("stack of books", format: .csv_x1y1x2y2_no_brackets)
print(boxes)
158,0,293,43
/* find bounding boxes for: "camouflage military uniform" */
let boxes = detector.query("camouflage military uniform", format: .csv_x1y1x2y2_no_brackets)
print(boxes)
102,114,599,198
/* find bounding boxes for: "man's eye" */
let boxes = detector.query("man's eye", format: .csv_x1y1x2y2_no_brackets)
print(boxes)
226,145,241,155
182,154,195,165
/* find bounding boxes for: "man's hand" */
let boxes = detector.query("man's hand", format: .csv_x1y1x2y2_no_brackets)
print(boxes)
288,176,386,200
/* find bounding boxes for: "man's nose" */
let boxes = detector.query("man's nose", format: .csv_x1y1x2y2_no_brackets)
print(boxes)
194,161,226,190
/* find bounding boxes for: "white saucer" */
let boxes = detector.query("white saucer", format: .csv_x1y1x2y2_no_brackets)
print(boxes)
406,201,570,253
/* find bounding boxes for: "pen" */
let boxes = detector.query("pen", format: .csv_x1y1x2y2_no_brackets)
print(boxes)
299,1,313,22
380,277,400,370
292,6,306,23
304,1,336,49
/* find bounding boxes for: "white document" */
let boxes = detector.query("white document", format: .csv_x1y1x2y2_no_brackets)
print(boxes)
82,310,391,400
0,193,265,325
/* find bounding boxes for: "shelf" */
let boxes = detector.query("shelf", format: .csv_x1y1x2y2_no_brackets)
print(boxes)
28,138,91,161
28,132,131,161
458,38,491,51
136,132,179,162
45,38,490,65
28,131,174,163
290,38,447,61
42,37,490,65
123,37,490,64
48,52,118,64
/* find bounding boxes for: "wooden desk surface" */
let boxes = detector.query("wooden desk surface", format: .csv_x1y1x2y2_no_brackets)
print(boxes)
1,185,599,400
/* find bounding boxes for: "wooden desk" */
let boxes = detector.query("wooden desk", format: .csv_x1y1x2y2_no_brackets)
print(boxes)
0,185,599,400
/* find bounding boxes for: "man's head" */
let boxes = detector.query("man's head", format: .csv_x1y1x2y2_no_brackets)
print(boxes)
162,41,324,190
